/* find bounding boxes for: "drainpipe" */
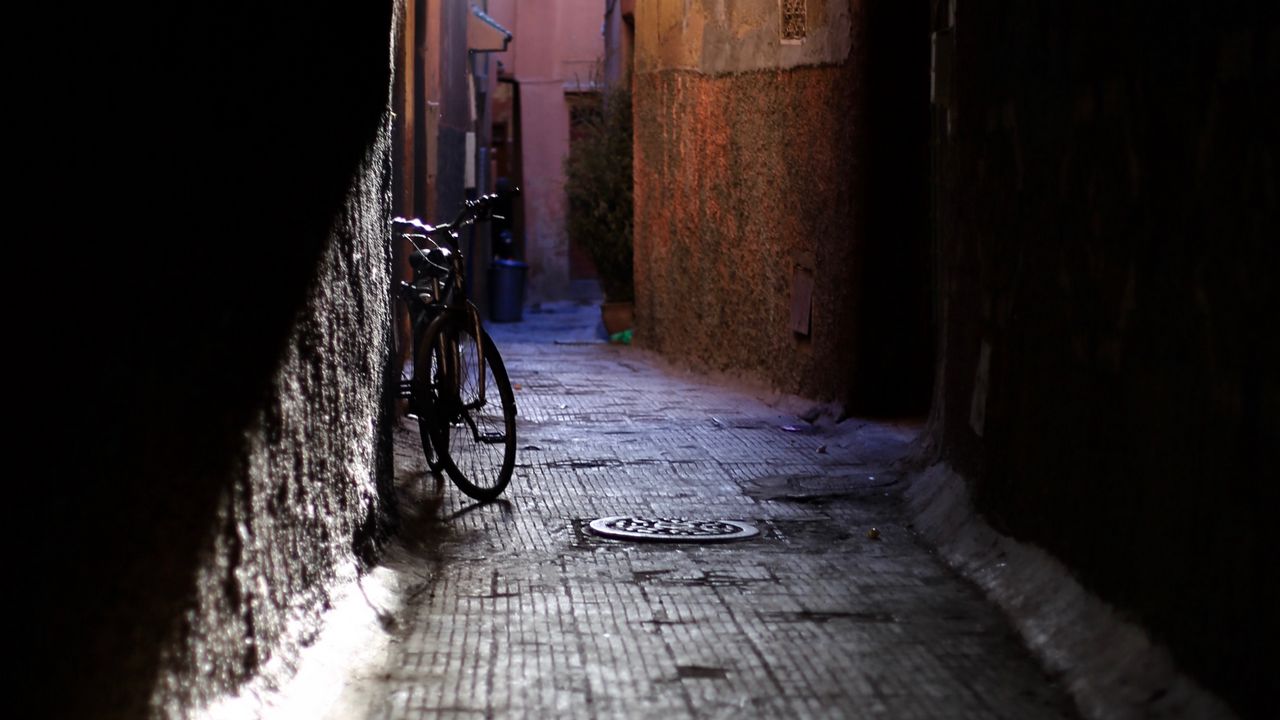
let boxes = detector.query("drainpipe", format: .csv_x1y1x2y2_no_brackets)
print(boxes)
467,1,513,318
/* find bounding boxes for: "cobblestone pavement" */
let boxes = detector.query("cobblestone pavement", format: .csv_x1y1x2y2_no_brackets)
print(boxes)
352,303,1077,719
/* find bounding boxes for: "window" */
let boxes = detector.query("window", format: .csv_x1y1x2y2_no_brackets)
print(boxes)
781,0,806,42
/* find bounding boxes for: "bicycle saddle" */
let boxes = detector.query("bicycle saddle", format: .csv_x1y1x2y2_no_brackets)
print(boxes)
410,247,453,278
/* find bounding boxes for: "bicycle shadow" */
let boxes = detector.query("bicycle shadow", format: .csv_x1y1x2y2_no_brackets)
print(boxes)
394,466,451,556
393,461,513,558
443,496,514,522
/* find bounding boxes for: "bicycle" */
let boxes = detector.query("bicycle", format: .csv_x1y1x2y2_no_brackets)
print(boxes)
393,194,517,502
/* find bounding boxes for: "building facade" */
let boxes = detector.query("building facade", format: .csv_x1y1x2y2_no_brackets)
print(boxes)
486,0,608,302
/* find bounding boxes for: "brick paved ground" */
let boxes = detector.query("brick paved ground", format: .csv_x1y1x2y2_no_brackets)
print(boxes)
345,302,1078,719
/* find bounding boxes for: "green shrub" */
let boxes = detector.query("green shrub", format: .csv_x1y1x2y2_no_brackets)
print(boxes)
564,84,633,301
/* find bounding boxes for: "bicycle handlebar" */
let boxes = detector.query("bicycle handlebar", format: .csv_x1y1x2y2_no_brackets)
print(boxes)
392,187,520,238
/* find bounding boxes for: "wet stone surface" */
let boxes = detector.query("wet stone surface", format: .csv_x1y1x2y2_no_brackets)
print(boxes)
345,303,1078,719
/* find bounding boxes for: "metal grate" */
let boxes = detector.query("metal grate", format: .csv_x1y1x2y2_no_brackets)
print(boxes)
588,517,760,542
782,0,806,41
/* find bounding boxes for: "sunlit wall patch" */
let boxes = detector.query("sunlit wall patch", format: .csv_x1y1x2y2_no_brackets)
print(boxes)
781,0,807,43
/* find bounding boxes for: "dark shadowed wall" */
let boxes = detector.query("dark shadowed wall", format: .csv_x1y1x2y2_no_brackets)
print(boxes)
44,3,399,717
928,2,1277,717
436,0,472,221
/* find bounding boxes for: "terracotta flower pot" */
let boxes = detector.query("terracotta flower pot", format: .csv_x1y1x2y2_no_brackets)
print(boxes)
601,301,634,336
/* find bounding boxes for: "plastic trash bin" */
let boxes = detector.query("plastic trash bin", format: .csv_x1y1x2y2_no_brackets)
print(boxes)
488,258,528,322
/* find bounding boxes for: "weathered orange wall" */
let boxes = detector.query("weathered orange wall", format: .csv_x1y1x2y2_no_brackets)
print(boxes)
634,63,862,399
633,0,879,401
634,0,934,410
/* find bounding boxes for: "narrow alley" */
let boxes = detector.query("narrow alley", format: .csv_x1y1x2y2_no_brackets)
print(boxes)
271,303,1076,719
54,2,1273,719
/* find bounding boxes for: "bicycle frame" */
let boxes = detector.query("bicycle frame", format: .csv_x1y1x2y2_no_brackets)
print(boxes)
392,192,519,500
429,297,488,413
394,196,504,421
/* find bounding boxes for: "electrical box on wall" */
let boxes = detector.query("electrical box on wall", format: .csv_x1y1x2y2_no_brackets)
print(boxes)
790,251,815,336
465,131,476,189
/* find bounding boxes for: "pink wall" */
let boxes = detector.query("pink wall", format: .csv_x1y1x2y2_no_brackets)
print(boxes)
486,0,604,301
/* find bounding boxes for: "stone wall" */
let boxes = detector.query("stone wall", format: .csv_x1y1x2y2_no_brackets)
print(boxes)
46,4,400,718
633,0,932,411
634,64,862,398
928,2,1278,716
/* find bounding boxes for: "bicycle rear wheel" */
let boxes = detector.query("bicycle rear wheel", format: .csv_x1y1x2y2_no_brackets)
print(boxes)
411,318,447,475
414,313,516,501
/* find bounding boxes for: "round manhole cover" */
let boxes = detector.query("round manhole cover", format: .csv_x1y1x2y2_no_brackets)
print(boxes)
587,516,759,542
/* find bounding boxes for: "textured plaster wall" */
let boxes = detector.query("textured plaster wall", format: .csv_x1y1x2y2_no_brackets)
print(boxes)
634,0,932,408
520,82,574,302
634,64,861,399
147,137,395,718
637,0,852,74
634,0,863,401
928,2,1278,717
47,4,399,718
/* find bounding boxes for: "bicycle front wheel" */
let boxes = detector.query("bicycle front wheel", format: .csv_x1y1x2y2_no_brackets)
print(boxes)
415,313,517,501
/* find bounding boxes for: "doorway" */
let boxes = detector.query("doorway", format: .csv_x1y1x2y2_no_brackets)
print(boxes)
849,0,935,416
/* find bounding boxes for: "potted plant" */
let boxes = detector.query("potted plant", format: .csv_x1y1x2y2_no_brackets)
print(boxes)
564,83,634,338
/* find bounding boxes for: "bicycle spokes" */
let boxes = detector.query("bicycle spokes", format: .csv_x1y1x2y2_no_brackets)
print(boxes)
425,322,516,501
401,195,518,502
